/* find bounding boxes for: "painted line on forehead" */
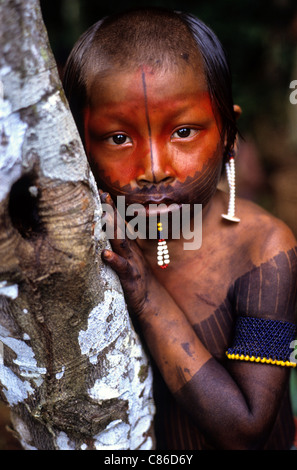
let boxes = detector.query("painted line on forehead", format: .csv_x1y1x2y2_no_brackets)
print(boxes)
141,69,156,183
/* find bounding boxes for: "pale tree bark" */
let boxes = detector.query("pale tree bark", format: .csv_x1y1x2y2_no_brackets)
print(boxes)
0,0,155,450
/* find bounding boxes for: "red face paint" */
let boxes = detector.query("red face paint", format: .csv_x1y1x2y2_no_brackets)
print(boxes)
84,66,224,209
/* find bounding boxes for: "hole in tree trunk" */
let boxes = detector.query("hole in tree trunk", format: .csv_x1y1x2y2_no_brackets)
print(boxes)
9,174,45,239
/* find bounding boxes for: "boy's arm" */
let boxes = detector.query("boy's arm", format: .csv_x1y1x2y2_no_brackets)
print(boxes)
101,194,297,449
173,243,297,449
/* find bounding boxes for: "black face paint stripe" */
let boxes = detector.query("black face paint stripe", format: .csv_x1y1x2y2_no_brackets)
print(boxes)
141,69,156,182
96,160,222,207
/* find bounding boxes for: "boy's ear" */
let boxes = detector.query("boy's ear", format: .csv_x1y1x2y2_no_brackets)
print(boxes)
233,104,242,120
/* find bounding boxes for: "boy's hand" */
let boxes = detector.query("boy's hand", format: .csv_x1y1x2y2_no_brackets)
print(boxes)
100,192,152,317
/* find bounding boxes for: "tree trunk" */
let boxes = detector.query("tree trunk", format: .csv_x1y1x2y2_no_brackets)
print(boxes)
0,0,154,450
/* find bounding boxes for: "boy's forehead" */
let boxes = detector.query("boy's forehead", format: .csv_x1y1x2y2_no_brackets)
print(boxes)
87,62,207,107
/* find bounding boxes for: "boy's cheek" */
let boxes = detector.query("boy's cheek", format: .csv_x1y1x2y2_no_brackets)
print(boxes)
87,157,135,189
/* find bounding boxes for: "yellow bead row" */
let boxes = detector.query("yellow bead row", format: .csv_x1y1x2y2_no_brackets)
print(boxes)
226,352,296,368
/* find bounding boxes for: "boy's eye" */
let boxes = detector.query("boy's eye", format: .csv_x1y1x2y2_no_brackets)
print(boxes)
107,134,132,145
172,128,197,139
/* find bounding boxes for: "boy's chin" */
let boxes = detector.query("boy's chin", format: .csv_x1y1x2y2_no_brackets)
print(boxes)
125,204,192,241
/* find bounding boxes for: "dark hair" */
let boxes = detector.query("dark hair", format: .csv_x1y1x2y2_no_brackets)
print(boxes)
63,8,238,158
179,11,238,159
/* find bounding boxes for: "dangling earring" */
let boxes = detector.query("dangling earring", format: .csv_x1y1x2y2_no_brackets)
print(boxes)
157,222,170,269
221,151,240,223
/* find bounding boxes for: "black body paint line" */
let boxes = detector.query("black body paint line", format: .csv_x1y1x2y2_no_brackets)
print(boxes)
141,69,156,182
181,342,193,357
192,247,297,361
230,247,297,322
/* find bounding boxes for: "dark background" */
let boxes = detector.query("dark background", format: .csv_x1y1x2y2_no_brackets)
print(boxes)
1,0,297,449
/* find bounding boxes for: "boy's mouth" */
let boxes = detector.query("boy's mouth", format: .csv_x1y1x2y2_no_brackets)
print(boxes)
144,201,182,217
126,198,183,217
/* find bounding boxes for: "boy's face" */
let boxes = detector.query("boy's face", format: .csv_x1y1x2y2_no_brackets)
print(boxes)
84,65,224,211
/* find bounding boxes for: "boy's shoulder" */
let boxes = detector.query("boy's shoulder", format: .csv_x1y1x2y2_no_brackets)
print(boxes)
236,196,297,266
231,197,297,324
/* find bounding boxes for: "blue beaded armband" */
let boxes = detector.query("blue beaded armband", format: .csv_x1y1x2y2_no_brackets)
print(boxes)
226,316,297,367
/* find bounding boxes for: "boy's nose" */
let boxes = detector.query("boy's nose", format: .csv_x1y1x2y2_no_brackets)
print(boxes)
136,144,175,187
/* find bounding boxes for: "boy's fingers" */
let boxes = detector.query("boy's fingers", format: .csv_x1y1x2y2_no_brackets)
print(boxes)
101,249,131,278
100,192,134,257
100,191,123,237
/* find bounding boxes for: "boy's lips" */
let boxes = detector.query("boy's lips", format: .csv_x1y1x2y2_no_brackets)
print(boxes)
126,198,183,217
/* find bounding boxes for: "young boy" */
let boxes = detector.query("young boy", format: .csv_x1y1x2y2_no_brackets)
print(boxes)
63,8,297,449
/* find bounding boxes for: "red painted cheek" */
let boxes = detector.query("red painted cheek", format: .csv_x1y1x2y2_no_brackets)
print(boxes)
92,158,143,188
110,165,139,184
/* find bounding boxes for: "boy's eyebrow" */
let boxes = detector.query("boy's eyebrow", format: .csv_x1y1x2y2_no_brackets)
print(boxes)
141,69,156,183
